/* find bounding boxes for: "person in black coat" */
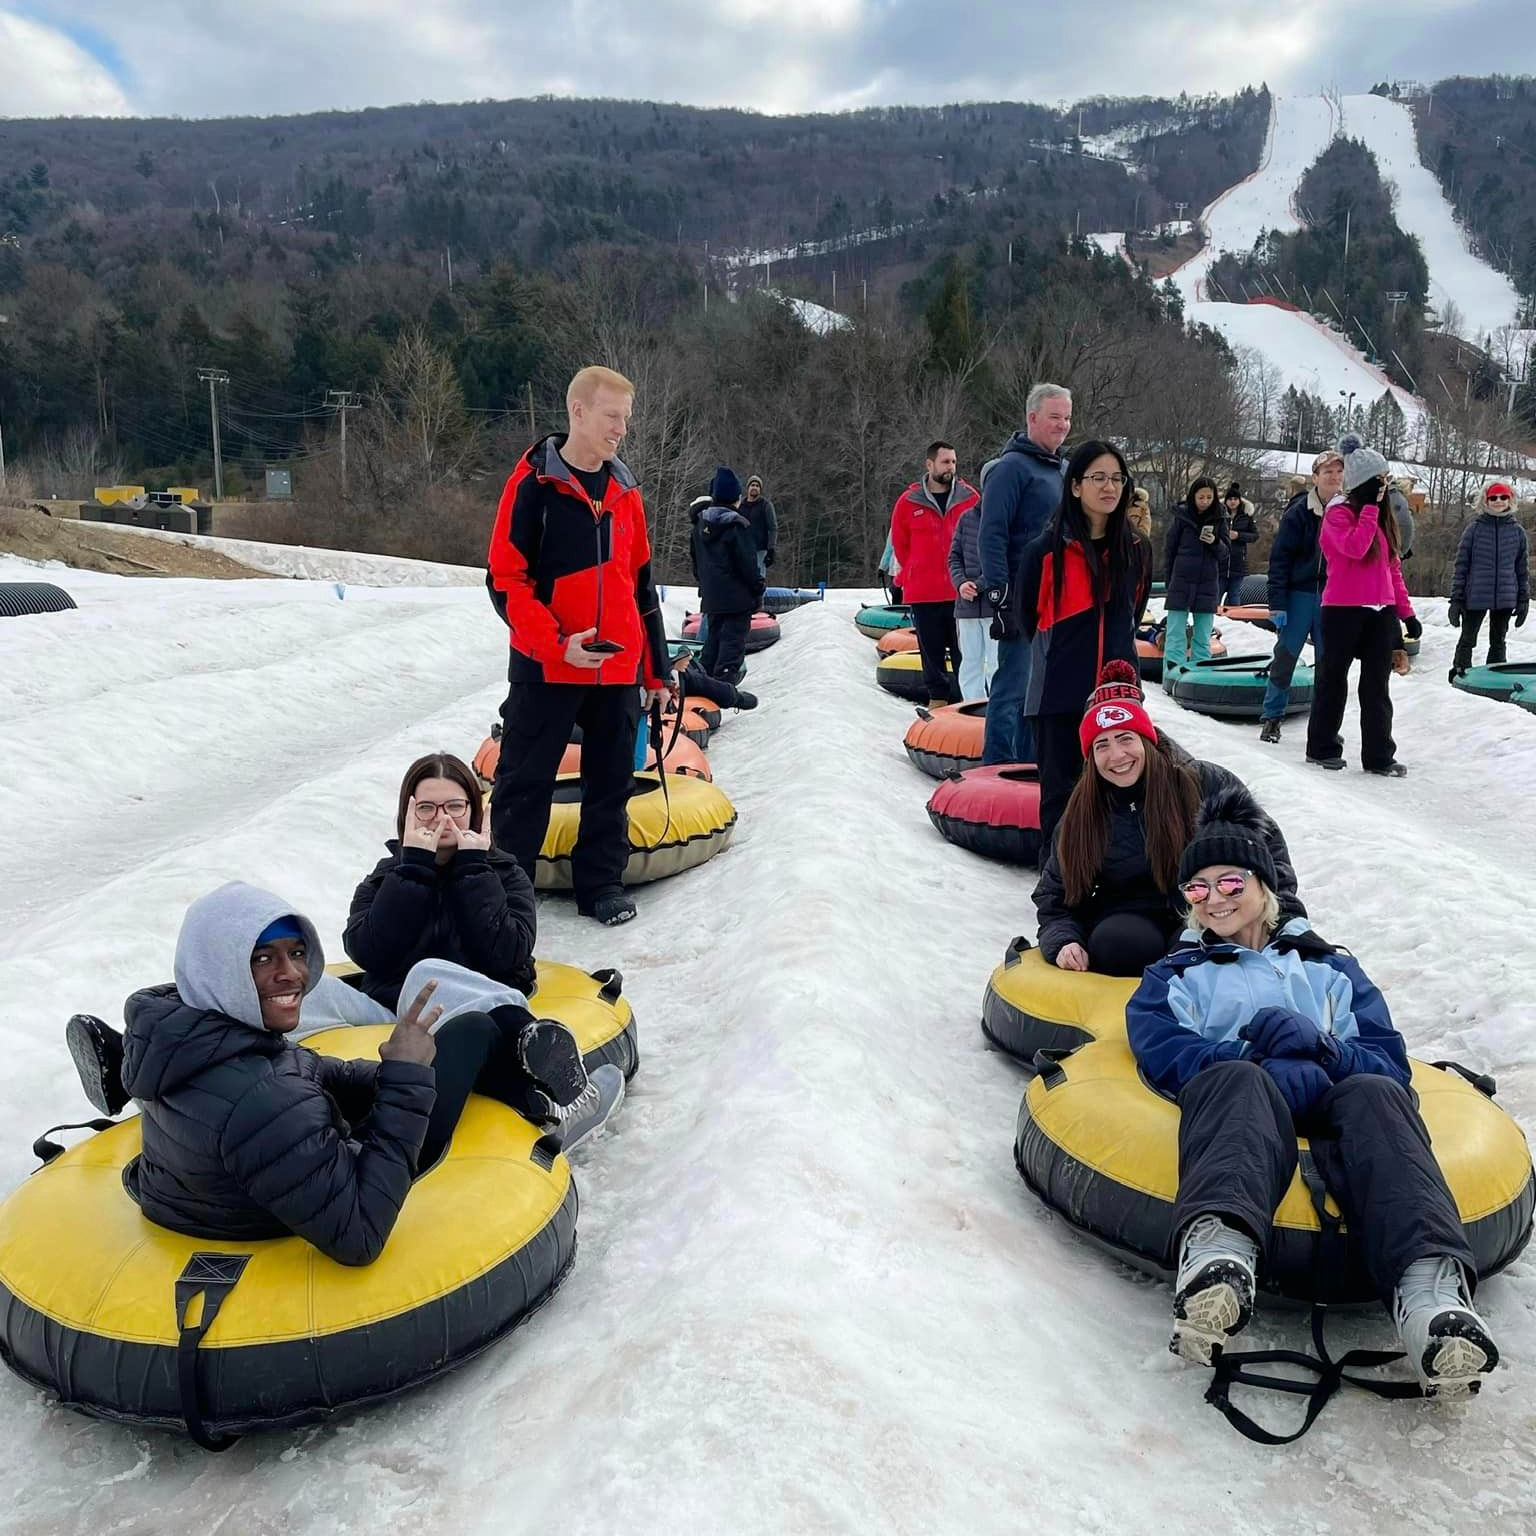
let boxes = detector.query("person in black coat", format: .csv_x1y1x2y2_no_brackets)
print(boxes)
1161,476,1229,674
1449,482,1530,678
1220,483,1259,605
346,752,537,1008
1032,669,1303,976
694,465,763,683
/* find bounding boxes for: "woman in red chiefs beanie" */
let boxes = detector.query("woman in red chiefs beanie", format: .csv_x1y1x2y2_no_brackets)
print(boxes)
1030,662,1306,976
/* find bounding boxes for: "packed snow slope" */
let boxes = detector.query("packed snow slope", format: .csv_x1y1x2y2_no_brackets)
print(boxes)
1,557,1535,1535
1340,94,1523,341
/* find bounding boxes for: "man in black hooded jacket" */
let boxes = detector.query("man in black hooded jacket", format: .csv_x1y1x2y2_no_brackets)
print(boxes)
693,465,763,683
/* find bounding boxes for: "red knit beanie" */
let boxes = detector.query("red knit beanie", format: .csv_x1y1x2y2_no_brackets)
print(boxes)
1079,660,1159,756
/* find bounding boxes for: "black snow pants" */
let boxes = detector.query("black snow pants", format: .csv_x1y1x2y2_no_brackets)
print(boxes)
1083,912,1170,977
701,611,751,683
910,601,963,703
418,1007,546,1168
1172,1060,1473,1303
1454,609,1512,670
1033,710,1085,855
680,666,748,710
491,673,640,901
1306,606,1399,771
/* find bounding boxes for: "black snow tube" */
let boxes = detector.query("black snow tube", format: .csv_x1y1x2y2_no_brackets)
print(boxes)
1237,573,1268,606
0,582,77,618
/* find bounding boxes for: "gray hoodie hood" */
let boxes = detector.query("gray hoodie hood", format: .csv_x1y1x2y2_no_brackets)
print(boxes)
173,881,326,1030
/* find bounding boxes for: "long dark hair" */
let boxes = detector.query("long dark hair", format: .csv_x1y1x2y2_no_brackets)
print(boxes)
1056,737,1203,906
1343,476,1402,557
395,752,486,842
1049,440,1137,610
1184,475,1220,520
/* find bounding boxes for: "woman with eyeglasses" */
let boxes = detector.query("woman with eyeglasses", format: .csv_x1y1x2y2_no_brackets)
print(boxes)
1160,475,1230,677
1033,662,1303,976
1448,482,1529,684
1014,440,1141,847
1126,788,1498,1396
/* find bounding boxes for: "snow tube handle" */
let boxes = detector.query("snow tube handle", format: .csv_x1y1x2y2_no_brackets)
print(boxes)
175,1252,253,1451
590,967,625,1005
1432,1060,1497,1098
1032,1048,1071,1088
32,1118,117,1166
914,706,933,722
1002,935,1033,968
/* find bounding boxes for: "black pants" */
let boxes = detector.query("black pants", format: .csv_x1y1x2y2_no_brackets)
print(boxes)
1085,912,1169,976
1305,607,1399,771
680,667,745,709
491,672,640,900
1173,1060,1472,1303
701,611,750,683
419,1007,544,1168
911,602,963,702
1454,608,1512,670
1033,710,1085,854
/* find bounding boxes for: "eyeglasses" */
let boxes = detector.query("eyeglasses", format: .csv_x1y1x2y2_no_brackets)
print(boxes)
1082,473,1128,488
414,799,471,821
1179,871,1251,902
1487,494,1511,504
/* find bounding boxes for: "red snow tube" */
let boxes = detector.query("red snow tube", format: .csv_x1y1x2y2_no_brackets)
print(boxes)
904,701,987,777
681,612,781,651
877,628,921,657
926,765,1043,865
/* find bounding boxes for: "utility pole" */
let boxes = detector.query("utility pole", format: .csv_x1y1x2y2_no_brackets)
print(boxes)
0,409,7,491
197,368,229,499
445,246,454,292
325,389,362,496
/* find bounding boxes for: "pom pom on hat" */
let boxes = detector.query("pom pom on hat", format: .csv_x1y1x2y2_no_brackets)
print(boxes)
1098,659,1140,689
1177,785,1279,891
1339,432,1363,456
1079,659,1158,756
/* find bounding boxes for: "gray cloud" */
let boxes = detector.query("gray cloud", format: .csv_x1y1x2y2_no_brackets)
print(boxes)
1,1,1532,119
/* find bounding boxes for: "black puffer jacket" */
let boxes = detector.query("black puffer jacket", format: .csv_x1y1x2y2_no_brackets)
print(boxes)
344,843,537,1009
1162,504,1230,613
694,501,763,614
1452,513,1529,614
1031,746,1304,962
1224,498,1259,579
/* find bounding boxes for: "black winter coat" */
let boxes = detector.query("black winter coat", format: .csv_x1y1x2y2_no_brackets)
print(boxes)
1267,490,1327,606
1224,500,1259,579
742,495,777,555
121,986,435,1265
1031,749,1304,962
344,844,537,1009
694,502,763,614
1162,505,1230,613
1452,513,1530,614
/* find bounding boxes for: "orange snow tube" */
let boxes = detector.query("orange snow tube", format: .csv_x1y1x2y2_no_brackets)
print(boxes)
877,628,921,658
558,735,712,781
903,701,987,777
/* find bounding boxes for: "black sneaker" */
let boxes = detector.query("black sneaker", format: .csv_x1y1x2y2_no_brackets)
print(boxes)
733,690,759,710
1448,666,1465,685
1365,761,1409,778
1306,753,1347,771
1258,718,1282,744
516,1018,590,1109
578,888,638,926
66,1014,129,1116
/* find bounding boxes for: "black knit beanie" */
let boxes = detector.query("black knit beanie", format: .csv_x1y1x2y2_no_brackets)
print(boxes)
1177,785,1279,891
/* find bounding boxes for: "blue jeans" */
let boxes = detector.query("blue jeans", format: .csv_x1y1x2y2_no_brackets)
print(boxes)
982,635,1034,764
1261,591,1321,721
957,617,998,699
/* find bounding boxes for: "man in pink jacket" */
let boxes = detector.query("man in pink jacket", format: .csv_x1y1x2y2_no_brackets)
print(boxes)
889,441,980,707
1304,434,1422,777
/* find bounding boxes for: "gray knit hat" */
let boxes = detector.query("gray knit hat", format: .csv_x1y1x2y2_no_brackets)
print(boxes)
1339,432,1389,493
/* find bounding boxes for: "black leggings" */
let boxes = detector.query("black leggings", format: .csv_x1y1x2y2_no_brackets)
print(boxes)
419,1006,543,1168
1085,913,1169,976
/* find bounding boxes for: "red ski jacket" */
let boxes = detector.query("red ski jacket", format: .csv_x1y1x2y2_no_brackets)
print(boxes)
889,478,980,604
487,435,670,688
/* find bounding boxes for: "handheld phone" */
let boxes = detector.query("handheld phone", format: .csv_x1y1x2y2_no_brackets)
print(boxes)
581,639,625,654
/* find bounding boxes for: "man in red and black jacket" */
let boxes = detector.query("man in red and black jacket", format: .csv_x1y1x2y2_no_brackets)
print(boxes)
486,365,673,927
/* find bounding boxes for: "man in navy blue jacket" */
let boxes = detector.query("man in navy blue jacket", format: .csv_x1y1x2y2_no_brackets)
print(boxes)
978,383,1070,764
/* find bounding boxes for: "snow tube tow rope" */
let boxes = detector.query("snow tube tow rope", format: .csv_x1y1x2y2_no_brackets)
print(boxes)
1164,653,1313,719
876,628,920,657
855,603,913,639
904,701,986,777
0,1018,599,1444
680,611,781,652
876,650,953,702
1452,661,1536,715
926,764,1042,865
537,772,736,890
981,938,1137,1061
0,582,77,618
1006,939,1534,1309
762,586,825,615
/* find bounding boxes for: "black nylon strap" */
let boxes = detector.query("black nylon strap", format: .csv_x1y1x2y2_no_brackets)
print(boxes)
32,1118,116,1166
635,698,675,855
174,1252,253,1451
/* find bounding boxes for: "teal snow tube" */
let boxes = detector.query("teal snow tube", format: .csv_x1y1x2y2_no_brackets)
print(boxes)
1164,653,1313,719
856,604,913,640
1452,662,1536,715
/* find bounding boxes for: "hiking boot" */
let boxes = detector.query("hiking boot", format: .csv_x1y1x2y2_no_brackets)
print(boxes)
1365,762,1409,778
1393,1256,1499,1398
516,1018,590,1109
578,888,638,927
1306,753,1347,771
1171,1215,1258,1366
1258,718,1282,744
1448,665,1465,685
553,1065,626,1155
65,1014,129,1117
733,690,759,710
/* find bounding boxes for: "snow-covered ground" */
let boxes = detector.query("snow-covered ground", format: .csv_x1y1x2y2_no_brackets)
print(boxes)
1,557,1535,1533
1340,94,1524,343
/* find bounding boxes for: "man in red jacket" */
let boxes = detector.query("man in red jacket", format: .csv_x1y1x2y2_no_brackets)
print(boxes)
486,366,673,926
889,441,980,706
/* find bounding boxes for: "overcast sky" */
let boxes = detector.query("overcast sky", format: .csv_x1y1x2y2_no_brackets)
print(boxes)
1,1,1534,120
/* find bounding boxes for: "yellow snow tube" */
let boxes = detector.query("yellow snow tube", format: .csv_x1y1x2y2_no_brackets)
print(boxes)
980,940,1137,1063
0,1025,576,1443
537,771,737,890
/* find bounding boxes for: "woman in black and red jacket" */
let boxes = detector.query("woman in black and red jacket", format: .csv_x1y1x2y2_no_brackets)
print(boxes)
1015,439,1140,849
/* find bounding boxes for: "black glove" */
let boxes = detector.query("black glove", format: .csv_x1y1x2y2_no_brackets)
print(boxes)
764,549,776,570
985,587,1020,642
1403,615,1423,641
1518,603,1529,629
1448,602,1464,628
